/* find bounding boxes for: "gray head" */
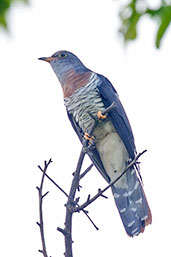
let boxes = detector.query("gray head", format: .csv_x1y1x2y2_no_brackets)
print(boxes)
39,50,90,85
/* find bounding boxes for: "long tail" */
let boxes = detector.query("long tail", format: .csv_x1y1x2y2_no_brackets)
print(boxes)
111,167,152,237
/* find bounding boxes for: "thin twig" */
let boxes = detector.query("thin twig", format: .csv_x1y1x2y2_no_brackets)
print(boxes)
102,102,116,115
79,163,94,180
39,169,69,199
82,210,99,230
75,150,147,212
37,159,52,257
39,164,98,230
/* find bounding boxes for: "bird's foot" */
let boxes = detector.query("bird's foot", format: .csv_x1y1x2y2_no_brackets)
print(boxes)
84,132,95,143
83,133,96,153
97,111,107,120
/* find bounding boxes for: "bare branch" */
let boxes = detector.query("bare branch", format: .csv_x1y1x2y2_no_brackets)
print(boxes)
36,222,40,227
39,168,69,199
75,150,147,212
42,191,49,198
36,102,136,257
79,163,94,180
37,159,52,257
38,163,98,230
82,209,99,230
57,227,68,236
63,149,85,257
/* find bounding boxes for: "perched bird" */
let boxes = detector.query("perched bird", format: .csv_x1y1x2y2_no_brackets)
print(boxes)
39,50,152,236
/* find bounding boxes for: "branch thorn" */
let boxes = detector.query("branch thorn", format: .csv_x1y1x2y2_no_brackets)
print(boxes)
75,197,80,204
38,165,43,171
42,191,49,198
84,209,89,214
57,227,67,236
101,194,108,199
86,194,91,203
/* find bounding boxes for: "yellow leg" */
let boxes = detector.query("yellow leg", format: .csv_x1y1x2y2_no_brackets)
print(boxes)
97,111,107,120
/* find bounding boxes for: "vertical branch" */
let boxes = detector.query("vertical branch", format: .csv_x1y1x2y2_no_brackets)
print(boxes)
64,150,85,257
37,159,52,257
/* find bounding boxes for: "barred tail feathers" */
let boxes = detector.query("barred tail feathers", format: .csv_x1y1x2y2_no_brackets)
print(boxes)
111,168,152,237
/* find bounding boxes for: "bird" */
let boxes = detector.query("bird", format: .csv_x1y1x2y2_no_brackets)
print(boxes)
39,50,152,236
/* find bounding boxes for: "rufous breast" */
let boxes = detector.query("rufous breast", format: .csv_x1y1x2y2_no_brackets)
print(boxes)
62,70,92,98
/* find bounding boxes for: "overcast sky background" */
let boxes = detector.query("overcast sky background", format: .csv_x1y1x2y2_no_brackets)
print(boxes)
0,0,171,256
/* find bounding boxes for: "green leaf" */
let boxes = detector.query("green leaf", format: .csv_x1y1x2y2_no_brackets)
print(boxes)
147,5,171,48
124,12,141,41
119,0,171,48
0,13,7,28
119,0,142,42
155,6,171,48
0,0,29,31
11,0,29,3
0,0,10,29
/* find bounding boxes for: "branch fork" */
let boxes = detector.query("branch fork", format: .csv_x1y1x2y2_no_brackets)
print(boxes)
37,102,147,257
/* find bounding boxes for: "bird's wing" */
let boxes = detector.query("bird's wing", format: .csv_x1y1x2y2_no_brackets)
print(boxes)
97,74,136,159
67,111,110,182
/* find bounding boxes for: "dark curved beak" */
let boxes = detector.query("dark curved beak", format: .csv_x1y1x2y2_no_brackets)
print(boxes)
38,57,58,62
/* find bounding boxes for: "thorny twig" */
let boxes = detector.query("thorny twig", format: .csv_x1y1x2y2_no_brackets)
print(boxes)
39,167,69,199
37,149,146,257
37,159,52,257
39,162,97,229
37,102,116,257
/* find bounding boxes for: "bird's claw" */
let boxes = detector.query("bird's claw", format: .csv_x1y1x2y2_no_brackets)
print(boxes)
97,111,107,120
83,144,95,155
84,132,95,143
83,133,96,153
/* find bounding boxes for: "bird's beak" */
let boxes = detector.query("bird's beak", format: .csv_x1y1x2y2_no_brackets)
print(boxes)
38,57,58,63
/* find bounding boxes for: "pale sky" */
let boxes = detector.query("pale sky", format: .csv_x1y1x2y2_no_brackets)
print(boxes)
1,0,171,256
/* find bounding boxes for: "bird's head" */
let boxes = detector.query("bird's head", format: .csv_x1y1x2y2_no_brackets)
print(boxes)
38,50,89,85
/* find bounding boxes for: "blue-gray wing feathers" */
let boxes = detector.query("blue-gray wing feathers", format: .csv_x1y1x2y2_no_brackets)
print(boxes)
97,74,136,159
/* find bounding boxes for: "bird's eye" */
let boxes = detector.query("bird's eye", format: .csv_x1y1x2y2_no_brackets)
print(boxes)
58,52,67,58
